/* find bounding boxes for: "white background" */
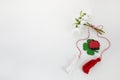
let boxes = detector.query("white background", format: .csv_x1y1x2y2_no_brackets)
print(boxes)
0,0,120,80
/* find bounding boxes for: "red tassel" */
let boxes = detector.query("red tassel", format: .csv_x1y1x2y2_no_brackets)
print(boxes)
82,58,101,74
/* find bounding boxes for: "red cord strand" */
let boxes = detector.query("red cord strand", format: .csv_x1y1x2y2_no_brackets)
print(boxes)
96,25,111,58
76,28,90,58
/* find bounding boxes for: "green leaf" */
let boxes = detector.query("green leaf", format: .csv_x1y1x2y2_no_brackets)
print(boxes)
87,39,93,43
75,25,78,28
80,11,83,17
75,18,80,24
79,17,82,19
87,49,95,55
83,13,86,16
83,43,88,50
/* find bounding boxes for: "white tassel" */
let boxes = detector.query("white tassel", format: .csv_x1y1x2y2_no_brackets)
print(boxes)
64,56,79,73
